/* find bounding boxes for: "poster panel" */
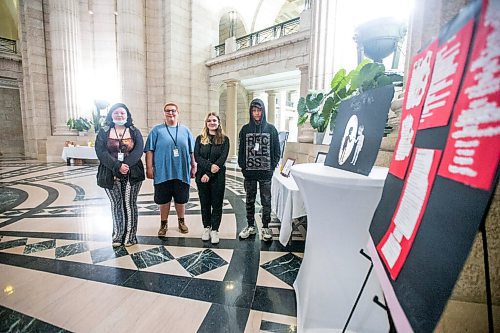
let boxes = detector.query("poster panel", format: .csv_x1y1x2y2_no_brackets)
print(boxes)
389,41,438,179
438,0,500,190
418,20,475,130
376,148,442,280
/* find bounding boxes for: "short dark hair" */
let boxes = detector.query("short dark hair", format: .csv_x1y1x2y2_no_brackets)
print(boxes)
105,103,134,127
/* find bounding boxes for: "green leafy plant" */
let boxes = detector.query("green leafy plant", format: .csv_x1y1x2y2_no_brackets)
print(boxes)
297,60,402,133
67,117,93,132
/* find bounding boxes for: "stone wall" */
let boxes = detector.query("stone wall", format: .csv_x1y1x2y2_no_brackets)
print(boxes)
0,88,23,155
0,54,23,155
18,0,51,160
206,30,310,84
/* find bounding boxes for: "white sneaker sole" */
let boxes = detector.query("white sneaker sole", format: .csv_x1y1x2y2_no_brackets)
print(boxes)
239,229,257,239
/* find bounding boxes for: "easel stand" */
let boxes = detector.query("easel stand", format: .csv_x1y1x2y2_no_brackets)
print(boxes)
342,249,395,333
480,221,494,333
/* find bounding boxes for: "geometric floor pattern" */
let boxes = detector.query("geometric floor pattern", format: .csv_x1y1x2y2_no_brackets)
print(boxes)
0,158,305,332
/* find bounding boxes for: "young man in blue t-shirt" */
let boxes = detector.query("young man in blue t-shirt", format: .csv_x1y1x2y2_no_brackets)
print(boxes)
144,102,197,236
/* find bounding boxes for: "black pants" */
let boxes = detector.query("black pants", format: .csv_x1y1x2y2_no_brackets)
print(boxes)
196,172,225,231
244,179,272,228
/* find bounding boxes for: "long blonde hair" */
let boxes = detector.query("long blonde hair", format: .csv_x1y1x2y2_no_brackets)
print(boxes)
201,112,225,145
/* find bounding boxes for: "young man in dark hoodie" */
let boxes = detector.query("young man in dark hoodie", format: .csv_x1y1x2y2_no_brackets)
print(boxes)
238,98,281,241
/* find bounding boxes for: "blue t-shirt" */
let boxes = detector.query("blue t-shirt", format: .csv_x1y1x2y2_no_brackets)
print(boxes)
144,123,195,185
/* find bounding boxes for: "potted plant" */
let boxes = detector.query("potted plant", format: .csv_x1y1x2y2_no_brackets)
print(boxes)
67,117,93,136
297,60,402,144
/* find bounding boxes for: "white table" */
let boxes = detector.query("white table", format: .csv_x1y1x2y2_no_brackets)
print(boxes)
291,163,389,333
271,170,307,245
61,146,98,165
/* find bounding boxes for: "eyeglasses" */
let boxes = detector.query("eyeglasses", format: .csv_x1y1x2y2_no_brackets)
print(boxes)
164,109,177,113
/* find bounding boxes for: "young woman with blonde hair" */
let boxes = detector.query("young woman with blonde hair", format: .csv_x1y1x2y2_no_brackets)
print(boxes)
194,112,230,244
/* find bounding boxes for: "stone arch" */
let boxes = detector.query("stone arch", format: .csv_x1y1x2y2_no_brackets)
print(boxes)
217,82,249,134
274,0,305,24
218,10,247,44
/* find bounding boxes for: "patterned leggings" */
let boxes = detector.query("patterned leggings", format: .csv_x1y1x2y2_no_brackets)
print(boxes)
104,178,142,244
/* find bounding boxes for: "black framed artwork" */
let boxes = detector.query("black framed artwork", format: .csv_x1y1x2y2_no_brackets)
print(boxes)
315,152,327,163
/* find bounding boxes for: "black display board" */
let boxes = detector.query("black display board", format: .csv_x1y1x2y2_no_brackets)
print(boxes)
367,1,500,332
325,85,394,175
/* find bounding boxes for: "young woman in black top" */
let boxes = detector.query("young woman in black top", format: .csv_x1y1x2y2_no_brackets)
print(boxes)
194,112,229,244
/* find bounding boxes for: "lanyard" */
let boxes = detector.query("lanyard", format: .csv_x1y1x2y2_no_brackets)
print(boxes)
113,127,128,152
165,123,179,148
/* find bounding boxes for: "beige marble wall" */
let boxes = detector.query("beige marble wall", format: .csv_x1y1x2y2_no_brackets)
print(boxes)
145,0,165,128
0,87,23,154
18,0,51,160
206,31,310,84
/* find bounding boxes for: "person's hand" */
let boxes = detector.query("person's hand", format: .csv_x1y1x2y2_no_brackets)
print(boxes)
146,167,154,179
119,163,129,175
190,164,197,178
201,174,209,183
210,164,220,173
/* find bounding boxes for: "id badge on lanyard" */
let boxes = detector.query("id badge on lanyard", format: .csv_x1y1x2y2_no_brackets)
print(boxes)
117,152,125,161
166,124,180,158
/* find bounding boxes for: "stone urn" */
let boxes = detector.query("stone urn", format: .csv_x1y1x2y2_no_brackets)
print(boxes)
353,17,407,67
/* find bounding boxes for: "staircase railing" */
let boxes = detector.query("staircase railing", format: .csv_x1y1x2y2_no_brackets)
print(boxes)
0,37,17,54
214,17,300,57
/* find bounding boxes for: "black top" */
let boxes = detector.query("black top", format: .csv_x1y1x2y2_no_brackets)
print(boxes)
194,135,230,182
95,125,145,188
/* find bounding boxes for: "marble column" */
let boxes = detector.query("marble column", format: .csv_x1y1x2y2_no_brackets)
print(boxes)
91,0,118,109
266,90,276,125
225,80,238,158
49,0,82,135
117,0,147,133
297,64,314,143
309,0,337,90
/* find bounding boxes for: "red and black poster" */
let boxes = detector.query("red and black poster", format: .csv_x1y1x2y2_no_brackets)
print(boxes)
419,20,474,130
438,0,500,190
377,148,442,280
368,1,499,332
389,41,438,179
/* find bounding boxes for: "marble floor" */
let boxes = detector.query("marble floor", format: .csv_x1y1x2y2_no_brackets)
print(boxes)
0,156,306,333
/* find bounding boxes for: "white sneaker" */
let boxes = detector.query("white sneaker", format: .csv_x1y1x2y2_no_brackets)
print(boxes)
262,227,273,242
239,226,257,239
201,227,211,241
210,230,219,244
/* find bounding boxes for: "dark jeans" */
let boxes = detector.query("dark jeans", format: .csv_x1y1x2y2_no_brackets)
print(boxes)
244,179,272,228
196,173,225,231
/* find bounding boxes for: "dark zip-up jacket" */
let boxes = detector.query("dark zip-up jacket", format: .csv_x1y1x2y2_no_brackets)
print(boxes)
95,125,145,189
